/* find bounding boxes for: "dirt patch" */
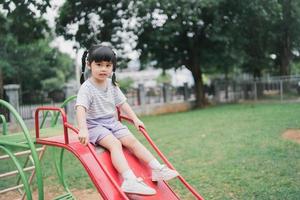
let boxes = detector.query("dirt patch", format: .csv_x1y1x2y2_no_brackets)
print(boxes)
282,129,300,144
0,188,102,200
71,189,102,200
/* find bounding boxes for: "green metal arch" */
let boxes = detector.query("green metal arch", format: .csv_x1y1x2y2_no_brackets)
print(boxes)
0,100,44,200
38,96,77,198
40,110,55,129
55,148,72,192
0,114,8,135
0,145,32,200
53,95,77,196
52,95,77,127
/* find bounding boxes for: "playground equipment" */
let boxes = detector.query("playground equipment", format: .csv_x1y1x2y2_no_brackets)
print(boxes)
0,97,204,199
0,99,45,200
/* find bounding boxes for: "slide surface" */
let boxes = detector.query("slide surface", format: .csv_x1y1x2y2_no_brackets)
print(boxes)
36,132,180,200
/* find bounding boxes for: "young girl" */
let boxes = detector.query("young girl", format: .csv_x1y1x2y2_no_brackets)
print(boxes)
75,45,178,195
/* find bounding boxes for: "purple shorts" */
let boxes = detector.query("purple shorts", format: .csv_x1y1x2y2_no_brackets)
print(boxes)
86,115,131,145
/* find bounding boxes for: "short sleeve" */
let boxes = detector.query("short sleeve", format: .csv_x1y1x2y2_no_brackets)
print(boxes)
75,85,92,110
113,86,127,106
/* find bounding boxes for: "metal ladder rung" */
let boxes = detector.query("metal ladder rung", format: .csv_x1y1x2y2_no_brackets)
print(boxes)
0,166,35,178
0,147,45,160
65,195,74,200
53,193,73,200
0,184,24,194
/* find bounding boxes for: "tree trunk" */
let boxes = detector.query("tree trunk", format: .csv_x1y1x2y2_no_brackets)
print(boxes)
279,37,291,76
0,68,3,99
186,44,206,108
253,68,263,98
225,67,229,99
190,65,205,108
279,0,292,76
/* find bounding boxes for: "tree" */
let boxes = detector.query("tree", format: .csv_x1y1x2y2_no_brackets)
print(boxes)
0,0,50,99
55,0,249,107
0,0,74,103
132,0,228,107
216,0,281,79
219,0,300,77
55,0,133,66
2,39,74,103
118,77,134,93
274,0,300,75
156,72,172,85
0,0,50,43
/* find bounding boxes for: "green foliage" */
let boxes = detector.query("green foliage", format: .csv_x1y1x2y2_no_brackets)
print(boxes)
0,1,74,101
273,0,300,75
55,1,130,48
0,0,50,43
55,0,134,68
54,0,300,106
118,77,134,92
134,0,223,70
1,39,74,93
290,61,300,74
156,72,171,84
41,71,65,91
218,0,300,77
133,0,232,106
134,0,282,76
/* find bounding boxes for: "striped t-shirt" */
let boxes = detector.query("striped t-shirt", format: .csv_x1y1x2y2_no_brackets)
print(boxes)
75,78,127,119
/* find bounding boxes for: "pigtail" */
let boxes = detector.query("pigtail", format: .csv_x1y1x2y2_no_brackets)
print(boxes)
111,50,118,86
80,50,88,84
112,71,117,86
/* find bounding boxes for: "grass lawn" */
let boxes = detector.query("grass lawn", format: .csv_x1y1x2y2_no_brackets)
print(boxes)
136,102,300,199
1,102,300,199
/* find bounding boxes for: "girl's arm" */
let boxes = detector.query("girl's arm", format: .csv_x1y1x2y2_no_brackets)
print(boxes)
76,105,89,145
119,102,144,130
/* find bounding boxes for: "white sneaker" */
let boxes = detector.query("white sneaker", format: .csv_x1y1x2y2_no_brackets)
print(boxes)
152,165,179,181
121,177,156,195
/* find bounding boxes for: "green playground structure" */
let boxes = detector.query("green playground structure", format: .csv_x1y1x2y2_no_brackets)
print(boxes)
0,96,77,200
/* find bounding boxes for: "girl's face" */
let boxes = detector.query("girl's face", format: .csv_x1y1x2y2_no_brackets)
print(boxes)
89,60,113,83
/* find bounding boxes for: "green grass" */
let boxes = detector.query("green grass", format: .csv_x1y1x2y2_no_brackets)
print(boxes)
136,103,300,199
1,102,300,199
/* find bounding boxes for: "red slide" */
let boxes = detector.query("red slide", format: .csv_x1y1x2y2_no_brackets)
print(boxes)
35,107,204,200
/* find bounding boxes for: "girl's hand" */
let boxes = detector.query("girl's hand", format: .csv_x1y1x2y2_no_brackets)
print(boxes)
133,118,145,130
78,128,89,146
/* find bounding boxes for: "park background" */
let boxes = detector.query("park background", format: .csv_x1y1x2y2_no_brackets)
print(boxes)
1,0,300,199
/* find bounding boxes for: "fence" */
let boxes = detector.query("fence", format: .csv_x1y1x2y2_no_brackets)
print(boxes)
125,83,194,106
19,103,62,121
213,77,300,103
1,83,194,124
2,76,300,126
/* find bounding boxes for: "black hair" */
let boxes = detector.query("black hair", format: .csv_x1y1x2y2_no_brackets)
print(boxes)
80,45,117,86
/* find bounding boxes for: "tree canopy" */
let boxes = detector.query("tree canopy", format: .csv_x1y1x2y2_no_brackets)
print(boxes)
55,0,133,67
132,0,245,106
54,0,300,107
0,0,74,102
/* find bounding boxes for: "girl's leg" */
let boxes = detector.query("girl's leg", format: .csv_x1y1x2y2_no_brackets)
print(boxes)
98,134,130,173
120,134,179,181
99,134,156,195
119,134,155,164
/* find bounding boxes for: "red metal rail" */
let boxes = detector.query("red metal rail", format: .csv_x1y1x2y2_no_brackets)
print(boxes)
64,122,129,200
35,107,69,144
118,114,205,200
35,106,205,200
35,107,129,200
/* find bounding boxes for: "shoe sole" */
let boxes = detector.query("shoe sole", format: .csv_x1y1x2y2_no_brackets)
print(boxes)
152,173,179,181
122,190,156,196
